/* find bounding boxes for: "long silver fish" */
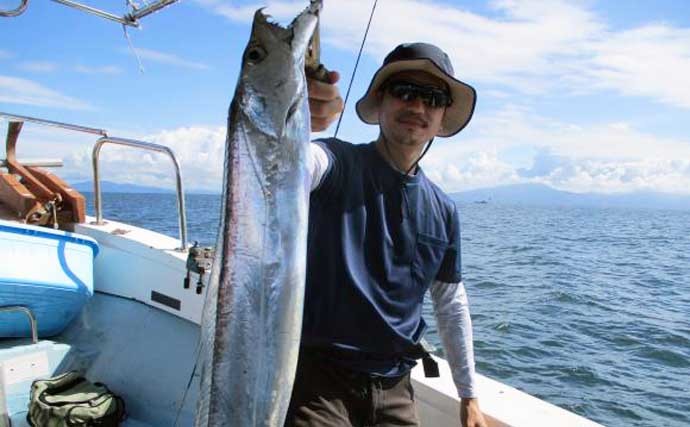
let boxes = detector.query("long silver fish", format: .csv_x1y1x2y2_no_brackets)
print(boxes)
194,3,319,426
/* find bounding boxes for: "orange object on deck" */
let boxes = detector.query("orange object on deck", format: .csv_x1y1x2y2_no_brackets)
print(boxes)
0,173,42,220
2,120,87,226
26,167,86,223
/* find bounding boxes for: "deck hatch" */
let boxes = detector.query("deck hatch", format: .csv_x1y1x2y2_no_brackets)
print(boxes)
151,291,181,311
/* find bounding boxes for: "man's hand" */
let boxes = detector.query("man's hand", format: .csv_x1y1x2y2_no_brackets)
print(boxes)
460,398,488,427
308,70,344,132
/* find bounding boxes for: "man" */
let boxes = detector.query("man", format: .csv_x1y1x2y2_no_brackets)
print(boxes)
289,42,487,427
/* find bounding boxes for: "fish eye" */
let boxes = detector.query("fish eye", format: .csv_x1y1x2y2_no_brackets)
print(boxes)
245,45,267,64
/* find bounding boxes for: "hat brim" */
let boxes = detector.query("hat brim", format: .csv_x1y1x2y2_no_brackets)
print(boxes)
355,59,476,138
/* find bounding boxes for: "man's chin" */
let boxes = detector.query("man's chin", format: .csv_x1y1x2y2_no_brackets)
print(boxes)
393,134,428,147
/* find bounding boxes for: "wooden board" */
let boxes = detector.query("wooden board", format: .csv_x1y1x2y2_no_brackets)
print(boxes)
25,167,86,223
0,174,39,220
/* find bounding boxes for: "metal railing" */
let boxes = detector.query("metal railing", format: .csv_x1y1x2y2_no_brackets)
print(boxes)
92,136,187,251
0,112,106,136
1,112,189,251
1,0,179,26
0,306,38,344
0,0,28,17
0,158,63,168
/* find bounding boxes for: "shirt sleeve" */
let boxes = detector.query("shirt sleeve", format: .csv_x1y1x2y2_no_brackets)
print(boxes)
309,138,347,200
435,204,462,283
429,280,478,398
308,141,332,192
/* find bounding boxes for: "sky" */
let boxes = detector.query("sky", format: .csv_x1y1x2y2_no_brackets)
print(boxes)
1,0,690,195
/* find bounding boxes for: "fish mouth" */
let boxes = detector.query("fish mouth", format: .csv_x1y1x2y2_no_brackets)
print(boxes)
255,1,321,35
253,1,320,52
255,9,291,38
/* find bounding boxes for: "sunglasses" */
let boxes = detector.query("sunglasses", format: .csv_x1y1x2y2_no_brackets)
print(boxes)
385,80,453,108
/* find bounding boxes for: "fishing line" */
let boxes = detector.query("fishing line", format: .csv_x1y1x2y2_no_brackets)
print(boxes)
122,0,145,73
173,340,202,426
122,24,145,73
333,0,379,139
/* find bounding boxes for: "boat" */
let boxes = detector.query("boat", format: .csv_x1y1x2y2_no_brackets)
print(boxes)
0,220,98,338
0,113,603,426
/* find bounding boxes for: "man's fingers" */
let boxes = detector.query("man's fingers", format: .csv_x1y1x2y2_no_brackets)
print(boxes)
307,68,342,132
308,78,340,102
311,117,333,132
309,97,344,119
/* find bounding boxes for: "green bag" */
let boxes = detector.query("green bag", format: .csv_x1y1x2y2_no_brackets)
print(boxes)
27,371,126,427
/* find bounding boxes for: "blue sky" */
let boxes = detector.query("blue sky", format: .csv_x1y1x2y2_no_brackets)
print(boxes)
1,0,690,194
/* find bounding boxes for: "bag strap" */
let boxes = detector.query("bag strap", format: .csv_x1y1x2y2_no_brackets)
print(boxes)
37,374,89,407
63,390,127,427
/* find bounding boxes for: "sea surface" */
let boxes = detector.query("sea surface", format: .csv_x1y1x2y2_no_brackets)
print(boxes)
86,193,690,427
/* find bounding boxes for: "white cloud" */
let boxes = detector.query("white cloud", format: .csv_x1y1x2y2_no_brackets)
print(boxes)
9,116,689,195
418,105,690,194
424,149,520,192
0,75,93,110
63,126,226,192
74,65,123,75
11,61,123,75
582,25,690,109
422,145,690,195
195,0,304,23
18,61,59,73
129,48,210,70
435,105,690,162
197,0,690,108
532,157,690,195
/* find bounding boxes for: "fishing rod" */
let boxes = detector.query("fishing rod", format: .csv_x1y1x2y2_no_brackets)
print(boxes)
333,0,378,139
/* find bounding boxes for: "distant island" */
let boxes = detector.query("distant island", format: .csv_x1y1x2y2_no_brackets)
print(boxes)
452,183,690,210
71,180,216,195
70,181,690,210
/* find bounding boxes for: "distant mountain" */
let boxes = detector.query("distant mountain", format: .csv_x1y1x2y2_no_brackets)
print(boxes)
69,181,690,209
70,181,221,195
71,181,174,194
452,183,690,210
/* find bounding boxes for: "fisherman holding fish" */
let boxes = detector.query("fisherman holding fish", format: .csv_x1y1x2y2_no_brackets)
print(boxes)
293,42,488,427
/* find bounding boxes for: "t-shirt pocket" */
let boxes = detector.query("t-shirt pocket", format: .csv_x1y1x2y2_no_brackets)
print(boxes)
412,232,449,287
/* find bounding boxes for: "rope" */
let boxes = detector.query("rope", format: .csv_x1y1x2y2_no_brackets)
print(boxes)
333,0,379,139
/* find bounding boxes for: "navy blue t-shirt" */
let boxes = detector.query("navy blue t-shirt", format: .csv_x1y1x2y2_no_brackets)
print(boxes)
302,139,462,376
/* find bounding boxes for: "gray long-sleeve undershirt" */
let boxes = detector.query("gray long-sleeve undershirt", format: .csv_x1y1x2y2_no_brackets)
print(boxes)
429,280,477,398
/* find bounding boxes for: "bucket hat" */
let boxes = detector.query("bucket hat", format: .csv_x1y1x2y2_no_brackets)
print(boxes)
355,42,476,137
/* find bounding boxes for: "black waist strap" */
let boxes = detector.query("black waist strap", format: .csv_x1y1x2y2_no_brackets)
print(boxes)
302,339,440,378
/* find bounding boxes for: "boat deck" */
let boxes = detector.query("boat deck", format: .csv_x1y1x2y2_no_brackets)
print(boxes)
1,291,199,426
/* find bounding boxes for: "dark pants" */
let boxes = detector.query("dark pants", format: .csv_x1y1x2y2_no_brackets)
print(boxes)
284,349,420,427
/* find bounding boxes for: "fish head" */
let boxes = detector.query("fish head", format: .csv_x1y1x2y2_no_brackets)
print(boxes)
238,4,319,137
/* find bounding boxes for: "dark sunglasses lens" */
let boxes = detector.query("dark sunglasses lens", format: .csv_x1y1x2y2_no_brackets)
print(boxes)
389,83,416,101
387,82,451,108
429,90,451,108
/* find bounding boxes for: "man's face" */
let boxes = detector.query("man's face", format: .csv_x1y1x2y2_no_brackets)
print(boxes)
377,70,447,148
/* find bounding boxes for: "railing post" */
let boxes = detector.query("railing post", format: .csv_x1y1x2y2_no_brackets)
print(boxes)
91,137,188,251
1,112,188,251
0,0,28,17
0,306,38,344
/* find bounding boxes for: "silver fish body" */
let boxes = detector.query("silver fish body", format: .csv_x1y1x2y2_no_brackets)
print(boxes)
195,5,318,427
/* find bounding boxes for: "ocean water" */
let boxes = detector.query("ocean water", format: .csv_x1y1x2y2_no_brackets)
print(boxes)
86,193,690,427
